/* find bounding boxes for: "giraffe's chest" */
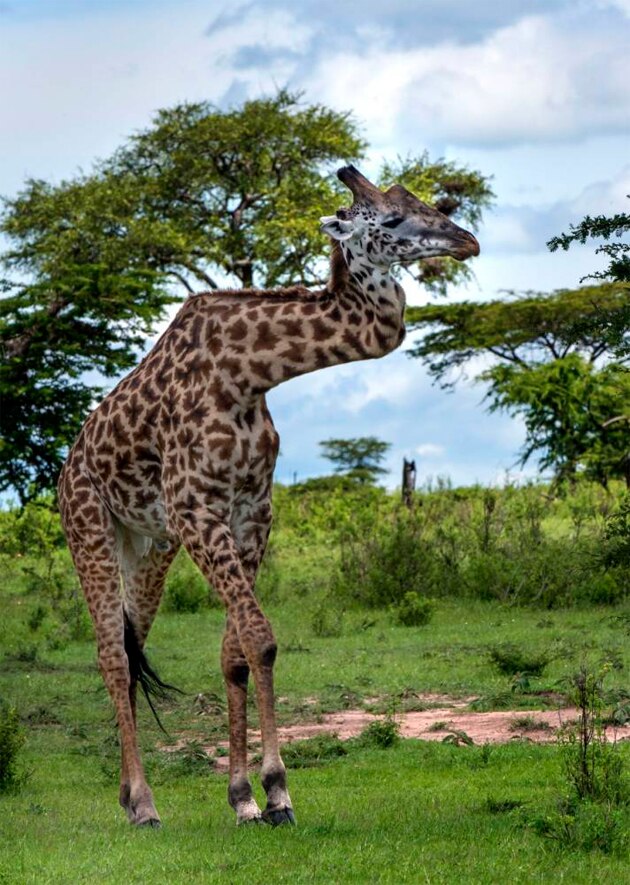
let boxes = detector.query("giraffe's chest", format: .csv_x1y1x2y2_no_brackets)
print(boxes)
82,397,278,540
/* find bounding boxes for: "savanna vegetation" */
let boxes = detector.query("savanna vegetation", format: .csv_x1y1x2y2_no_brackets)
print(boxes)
1,90,629,882
0,478,629,882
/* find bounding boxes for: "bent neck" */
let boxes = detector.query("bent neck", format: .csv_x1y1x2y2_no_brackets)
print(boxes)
209,241,408,397
329,239,404,308
257,239,406,384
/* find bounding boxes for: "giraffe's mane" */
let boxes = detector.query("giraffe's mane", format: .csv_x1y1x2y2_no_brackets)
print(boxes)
189,241,349,304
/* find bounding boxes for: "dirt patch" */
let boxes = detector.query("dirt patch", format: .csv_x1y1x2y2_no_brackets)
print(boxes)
162,694,630,773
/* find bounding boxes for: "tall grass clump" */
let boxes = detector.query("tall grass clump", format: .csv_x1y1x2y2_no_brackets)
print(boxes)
0,701,27,794
526,664,629,855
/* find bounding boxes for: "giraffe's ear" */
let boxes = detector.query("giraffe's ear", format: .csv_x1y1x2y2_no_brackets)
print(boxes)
319,214,355,241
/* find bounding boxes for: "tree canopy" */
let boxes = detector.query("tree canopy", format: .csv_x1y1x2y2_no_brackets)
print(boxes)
406,283,629,384
547,198,630,285
319,437,391,485
547,198,630,360
0,90,492,503
406,284,630,485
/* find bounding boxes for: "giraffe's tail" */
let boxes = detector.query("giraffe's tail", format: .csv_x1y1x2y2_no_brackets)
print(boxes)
123,610,183,734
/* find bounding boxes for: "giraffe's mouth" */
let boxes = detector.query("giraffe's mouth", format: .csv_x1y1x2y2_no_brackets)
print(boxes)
448,231,480,260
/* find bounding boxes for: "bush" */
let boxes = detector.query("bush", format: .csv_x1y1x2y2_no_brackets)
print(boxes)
393,592,434,627
489,643,549,678
311,601,343,637
0,702,27,794
559,665,628,806
354,717,400,749
332,508,445,609
325,482,629,610
0,498,66,558
281,733,348,768
527,800,628,855
600,494,630,569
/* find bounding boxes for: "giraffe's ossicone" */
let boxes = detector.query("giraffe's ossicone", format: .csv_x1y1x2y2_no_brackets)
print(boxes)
58,166,479,828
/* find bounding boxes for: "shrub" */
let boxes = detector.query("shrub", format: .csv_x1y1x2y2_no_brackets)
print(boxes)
489,643,549,678
354,716,400,749
0,702,27,794
600,494,630,569
331,508,446,609
527,800,628,855
255,542,281,602
393,592,434,627
311,601,343,637
281,733,348,768
559,665,628,806
525,664,630,856
0,498,66,558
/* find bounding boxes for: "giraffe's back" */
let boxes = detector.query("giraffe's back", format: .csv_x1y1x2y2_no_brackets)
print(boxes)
60,296,280,543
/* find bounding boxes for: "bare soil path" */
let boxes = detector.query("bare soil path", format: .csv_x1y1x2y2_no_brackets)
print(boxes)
164,694,630,771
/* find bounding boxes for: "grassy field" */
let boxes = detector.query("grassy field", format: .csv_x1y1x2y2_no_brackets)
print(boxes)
1,483,629,881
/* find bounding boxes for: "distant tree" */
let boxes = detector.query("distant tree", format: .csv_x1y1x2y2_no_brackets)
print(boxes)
485,357,630,487
547,198,630,358
0,90,492,502
406,284,630,485
319,437,391,485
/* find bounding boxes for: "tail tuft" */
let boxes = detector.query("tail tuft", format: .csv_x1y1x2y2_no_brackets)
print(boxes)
123,611,182,734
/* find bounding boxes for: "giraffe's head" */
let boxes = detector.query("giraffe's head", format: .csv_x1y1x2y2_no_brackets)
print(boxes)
320,164,480,268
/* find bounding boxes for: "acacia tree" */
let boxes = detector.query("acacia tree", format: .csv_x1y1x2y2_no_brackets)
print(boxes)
0,90,491,502
547,197,630,358
406,284,630,485
319,437,391,485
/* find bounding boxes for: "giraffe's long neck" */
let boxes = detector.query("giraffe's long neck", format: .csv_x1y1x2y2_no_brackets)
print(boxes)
240,240,406,392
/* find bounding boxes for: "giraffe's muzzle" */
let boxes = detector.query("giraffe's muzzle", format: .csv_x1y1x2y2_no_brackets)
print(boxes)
449,230,480,260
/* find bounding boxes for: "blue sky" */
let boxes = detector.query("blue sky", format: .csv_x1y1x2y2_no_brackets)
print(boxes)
1,0,629,487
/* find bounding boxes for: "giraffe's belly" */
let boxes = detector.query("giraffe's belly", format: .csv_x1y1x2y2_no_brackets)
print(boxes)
109,494,170,542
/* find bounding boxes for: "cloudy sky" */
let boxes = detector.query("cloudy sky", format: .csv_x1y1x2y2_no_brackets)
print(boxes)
1,0,629,487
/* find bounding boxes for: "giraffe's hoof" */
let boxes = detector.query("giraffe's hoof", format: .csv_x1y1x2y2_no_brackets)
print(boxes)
136,816,161,829
262,806,296,827
131,804,162,828
237,814,264,826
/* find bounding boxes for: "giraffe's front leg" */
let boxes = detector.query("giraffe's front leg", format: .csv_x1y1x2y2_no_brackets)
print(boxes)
225,602,294,826
231,490,294,826
222,615,262,824
175,503,294,826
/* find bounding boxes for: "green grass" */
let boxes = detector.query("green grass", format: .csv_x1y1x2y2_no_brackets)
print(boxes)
1,481,629,881
1,738,628,883
1,592,629,881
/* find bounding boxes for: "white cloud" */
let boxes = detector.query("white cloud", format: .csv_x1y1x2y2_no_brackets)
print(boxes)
343,361,421,413
415,443,445,458
301,11,630,148
596,0,630,15
481,164,630,256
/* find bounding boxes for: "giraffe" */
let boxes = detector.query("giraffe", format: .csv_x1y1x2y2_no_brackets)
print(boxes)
57,165,479,828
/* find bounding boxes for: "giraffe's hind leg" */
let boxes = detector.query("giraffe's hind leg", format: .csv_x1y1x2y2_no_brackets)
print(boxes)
58,462,161,827
117,529,179,817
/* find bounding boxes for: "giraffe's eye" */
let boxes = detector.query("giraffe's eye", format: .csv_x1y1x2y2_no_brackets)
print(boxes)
382,216,404,229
